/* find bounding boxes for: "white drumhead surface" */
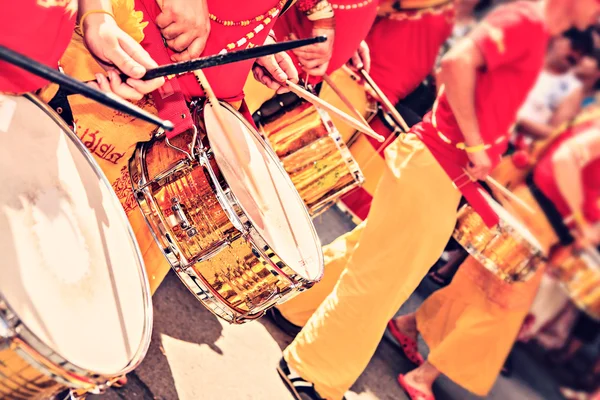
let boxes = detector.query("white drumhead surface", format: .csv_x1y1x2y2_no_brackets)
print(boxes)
204,103,322,281
0,96,149,375
485,195,544,251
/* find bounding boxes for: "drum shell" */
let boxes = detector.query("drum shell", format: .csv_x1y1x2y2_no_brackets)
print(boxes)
257,98,364,216
453,204,545,283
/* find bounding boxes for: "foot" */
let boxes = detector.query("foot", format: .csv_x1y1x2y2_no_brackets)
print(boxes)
398,374,435,400
267,308,303,338
387,318,424,366
112,375,128,388
277,357,329,400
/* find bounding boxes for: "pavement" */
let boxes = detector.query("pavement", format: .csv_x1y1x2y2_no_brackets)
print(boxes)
90,207,565,400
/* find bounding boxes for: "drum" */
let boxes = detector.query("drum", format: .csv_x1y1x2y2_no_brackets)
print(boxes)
453,196,546,283
552,247,600,320
0,95,152,399
255,94,365,215
129,100,323,324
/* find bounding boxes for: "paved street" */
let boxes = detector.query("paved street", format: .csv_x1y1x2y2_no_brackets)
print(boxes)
91,208,565,400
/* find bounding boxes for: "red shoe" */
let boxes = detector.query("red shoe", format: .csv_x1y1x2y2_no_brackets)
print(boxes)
387,320,425,366
398,374,435,400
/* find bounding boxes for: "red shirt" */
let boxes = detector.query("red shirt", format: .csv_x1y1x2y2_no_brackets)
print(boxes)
137,0,283,101
0,0,77,94
273,0,378,84
534,115,600,223
416,1,549,169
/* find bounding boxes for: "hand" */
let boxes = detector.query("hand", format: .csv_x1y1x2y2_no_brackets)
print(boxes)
253,36,299,94
466,149,492,181
347,40,370,72
289,20,335,76
83,13,165,100
574,223,600,249
155,0,210,62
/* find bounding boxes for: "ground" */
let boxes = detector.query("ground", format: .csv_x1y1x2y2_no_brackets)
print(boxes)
90,208,565,400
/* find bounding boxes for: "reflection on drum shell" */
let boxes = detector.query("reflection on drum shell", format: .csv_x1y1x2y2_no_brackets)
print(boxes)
454,205,545,283
553,251,600,320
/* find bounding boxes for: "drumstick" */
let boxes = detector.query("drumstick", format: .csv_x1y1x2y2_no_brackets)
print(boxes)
286,80,385,143
359,68,411,133
323,74,371,128
0,44,174,131
119,36,327,81
476,172,536,215
195,70,304,256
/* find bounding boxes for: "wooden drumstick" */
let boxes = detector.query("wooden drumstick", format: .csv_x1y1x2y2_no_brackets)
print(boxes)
359,68,411,133
323,74,371,128
286,80,385,143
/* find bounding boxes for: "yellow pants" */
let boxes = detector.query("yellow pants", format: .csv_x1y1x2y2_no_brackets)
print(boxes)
417,257,544,396
284,134,462,399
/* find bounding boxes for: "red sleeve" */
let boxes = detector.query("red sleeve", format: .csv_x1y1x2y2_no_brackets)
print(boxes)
469,4,545,72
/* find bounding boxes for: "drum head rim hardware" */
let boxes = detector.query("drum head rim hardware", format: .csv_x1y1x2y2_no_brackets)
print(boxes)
16,94,154,387
165,125,198,161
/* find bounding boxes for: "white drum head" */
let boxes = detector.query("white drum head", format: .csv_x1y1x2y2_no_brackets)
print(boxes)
204,102,322,281
0,95,150,375
485,194,544,252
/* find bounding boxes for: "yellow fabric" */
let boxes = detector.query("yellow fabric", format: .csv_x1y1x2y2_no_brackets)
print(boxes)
277,222,365,326
284,134,462,400
39,16,171,294
416,257,544,396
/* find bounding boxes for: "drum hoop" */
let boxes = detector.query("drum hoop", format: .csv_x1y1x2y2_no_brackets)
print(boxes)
0,94,154,391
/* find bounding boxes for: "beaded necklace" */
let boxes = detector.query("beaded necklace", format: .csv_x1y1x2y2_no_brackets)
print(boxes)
332,0,373,10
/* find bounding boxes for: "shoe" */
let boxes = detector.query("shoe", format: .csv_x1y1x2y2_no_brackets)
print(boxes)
397,374,435,400
267,307,303,338
277,357,326,400
387,320,425,366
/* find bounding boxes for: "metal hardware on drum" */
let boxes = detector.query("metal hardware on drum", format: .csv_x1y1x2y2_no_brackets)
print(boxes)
122,36,327,81
129,100,323,324
0,45,174,131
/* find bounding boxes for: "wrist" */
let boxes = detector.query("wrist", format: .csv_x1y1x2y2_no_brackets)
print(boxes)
81,10,116,36
312,16,335,30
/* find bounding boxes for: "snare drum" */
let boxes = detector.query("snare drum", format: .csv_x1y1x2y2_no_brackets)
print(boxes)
129,100,323,324
552,247,600,320
0,95,152,399
255,94,364,215
453,197,546,283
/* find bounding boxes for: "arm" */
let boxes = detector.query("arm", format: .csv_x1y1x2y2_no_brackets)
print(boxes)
517,119,554,139
438,38,491,179
549,86,584,127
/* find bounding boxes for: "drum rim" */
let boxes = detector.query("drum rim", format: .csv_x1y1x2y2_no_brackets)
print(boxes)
0,94,154,390
555,248,600,320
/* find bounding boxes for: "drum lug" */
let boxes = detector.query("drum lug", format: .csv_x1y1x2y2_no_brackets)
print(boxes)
170,198,198,238
0,300,16,348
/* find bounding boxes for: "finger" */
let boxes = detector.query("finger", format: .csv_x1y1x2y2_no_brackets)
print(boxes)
349,53,363,70
276,52,298,83
361,47,371,73
300,58,324,70
107,70,143,100
95,73,112,92
254,65,282,91
87,81,101,91
293,46,327,58
171,36,207,61
155,11,175,29
166,31,196,52
126,76,165,95
258,55,287,83
118,34,159,70
160,22,187,40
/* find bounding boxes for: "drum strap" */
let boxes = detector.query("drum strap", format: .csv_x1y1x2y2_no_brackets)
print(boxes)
47,86,75,129
526,173,574,246
136,0,196,139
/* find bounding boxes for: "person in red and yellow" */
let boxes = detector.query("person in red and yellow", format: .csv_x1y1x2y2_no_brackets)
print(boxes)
338,0,456,221
275,1,600,399
270,0,456,334
50,0,300,294
389,106,600,399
